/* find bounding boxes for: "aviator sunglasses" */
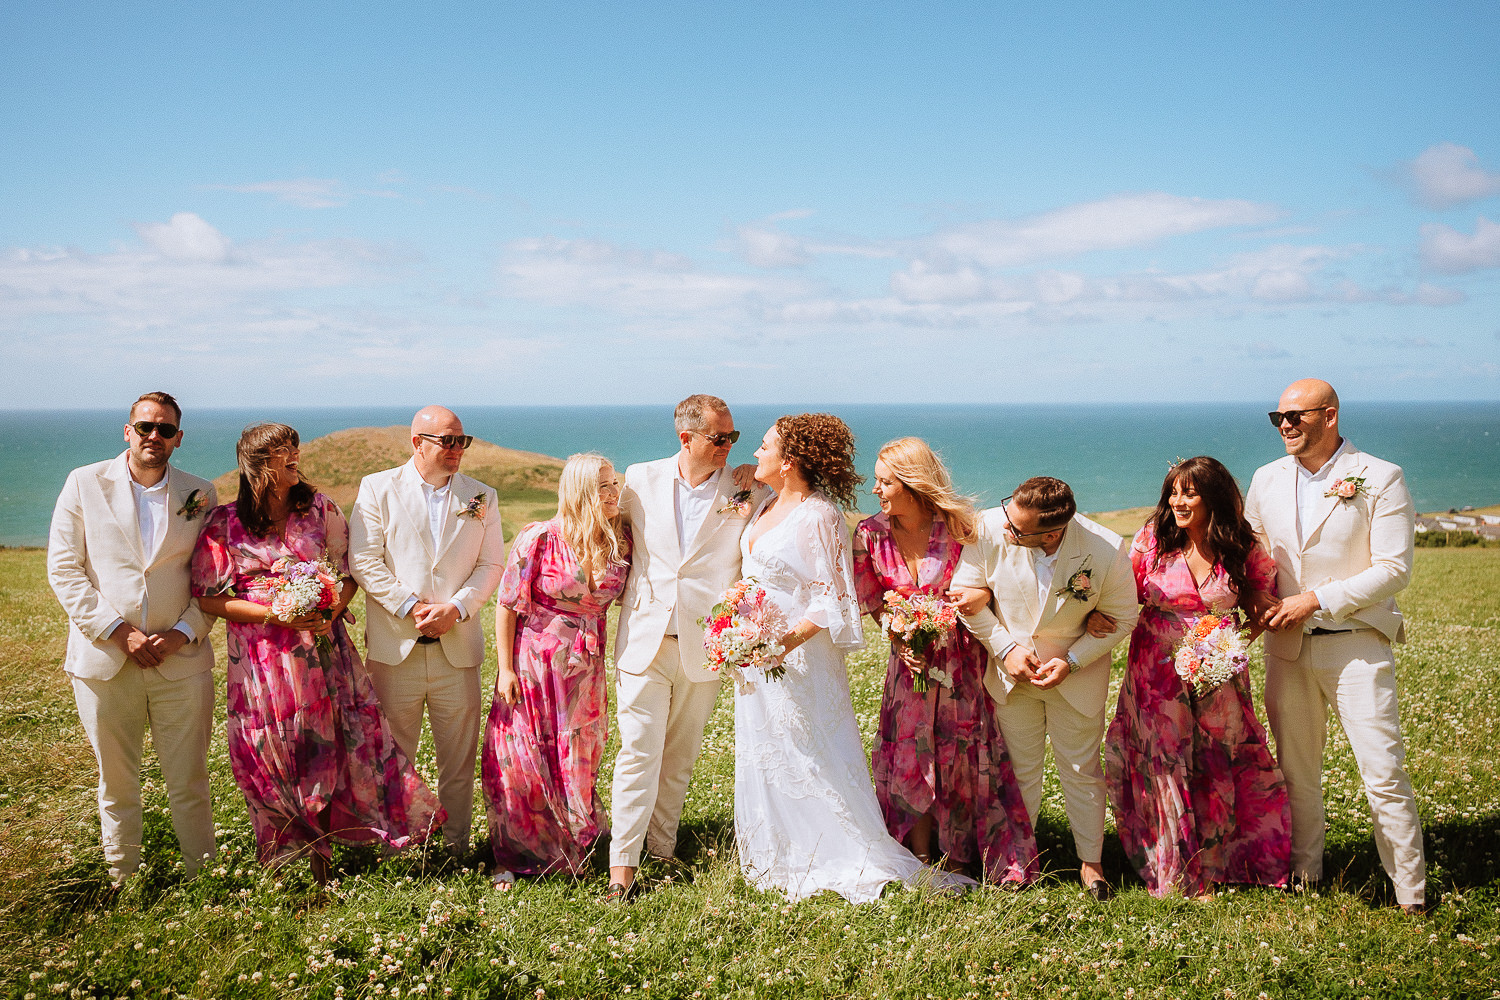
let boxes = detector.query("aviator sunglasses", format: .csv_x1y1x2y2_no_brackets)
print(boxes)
694,430,741,447
130,420,179,439
417,433,475,450
1267,407,1332,429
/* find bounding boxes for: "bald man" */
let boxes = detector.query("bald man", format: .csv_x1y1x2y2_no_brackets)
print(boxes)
1245,379,1426,913
349,407,504,854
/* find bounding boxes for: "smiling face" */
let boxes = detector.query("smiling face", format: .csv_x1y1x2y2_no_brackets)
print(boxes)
679,406,737,472
872,458,923,521
1169,475,1205,532
124,400,182,473
264,444,302,495
753,426,787,488
411,406,466,482
598,463,620,519
1274,380,1339,465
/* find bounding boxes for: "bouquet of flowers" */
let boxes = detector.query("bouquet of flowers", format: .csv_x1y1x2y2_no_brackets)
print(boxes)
880,590,959,693
1171,609,1251,697
269,556,342,664
699,578,789,684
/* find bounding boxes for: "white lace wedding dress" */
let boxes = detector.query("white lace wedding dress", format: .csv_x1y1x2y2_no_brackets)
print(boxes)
734,493,974,902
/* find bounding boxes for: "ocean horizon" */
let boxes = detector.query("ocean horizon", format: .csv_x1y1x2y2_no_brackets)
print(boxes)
4,401,1497,547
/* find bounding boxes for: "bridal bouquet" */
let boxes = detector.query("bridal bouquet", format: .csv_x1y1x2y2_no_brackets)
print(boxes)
269,556,342,664
699,578,789,683
880,590,959,693
1172,609,1251,697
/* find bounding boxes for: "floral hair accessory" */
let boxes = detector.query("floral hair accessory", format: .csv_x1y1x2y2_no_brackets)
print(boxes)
456,492,488,520
717,489,754,517
1325,476,1368,502
1057,556,1095,602
176,489,208,521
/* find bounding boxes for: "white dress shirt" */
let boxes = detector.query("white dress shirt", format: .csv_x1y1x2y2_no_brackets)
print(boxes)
107,472,194,643
668,467,721,635
1295,438,1351,629
396,477,469,621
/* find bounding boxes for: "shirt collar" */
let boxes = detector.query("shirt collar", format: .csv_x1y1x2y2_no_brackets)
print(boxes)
130,475,170,496
1296,438,1350,481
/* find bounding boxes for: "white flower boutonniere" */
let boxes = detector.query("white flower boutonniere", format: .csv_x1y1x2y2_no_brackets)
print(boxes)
1058,556,1095,602
456,493,488,521
176,489,208,521
1325,476,1368,503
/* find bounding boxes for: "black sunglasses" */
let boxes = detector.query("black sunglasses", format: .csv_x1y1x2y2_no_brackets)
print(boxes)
130,420,179,439
694,430,741,447
1267,407,1332,429
417,433,475,450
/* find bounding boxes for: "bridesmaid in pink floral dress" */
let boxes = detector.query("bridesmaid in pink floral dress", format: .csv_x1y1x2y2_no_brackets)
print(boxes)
1104,456,1290,898
192,423,444,881
852,438,1038,885
481,454,631,882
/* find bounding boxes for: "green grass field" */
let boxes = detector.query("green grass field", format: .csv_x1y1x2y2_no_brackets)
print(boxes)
2,545,1497,999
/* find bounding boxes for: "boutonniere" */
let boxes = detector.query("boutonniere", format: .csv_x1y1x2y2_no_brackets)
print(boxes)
1057,556,1095,602
176,489,208,521
717,489,754,517
456,492,488,520
1325,476,1368,503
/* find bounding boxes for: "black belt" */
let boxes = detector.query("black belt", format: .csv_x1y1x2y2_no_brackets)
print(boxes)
1308,627,1354,636
416,635,440,645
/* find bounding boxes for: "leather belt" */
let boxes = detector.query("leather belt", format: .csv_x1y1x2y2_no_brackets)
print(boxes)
1308,627,1359,636
416,635,440,645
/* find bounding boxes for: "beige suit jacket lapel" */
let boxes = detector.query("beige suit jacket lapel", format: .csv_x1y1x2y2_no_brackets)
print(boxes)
1000,541,1040,629
1302,451,1365,551
645,459,682,566
682,467,732,563
434,472,469,562
394,462,437,561
100,453,145,565
1034,526,1084,629
155,467,199,568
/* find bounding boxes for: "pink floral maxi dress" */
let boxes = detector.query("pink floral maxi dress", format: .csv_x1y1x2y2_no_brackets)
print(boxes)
853,513,1038,884
1103,523,1291,896
191,495,444,863
480,520,630,874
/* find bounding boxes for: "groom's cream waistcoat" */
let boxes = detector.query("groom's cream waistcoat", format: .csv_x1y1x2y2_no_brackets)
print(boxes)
47,452,217,682
951,511,1137,717
1243,443,1413,661
614,457,765,681
349,460,504,669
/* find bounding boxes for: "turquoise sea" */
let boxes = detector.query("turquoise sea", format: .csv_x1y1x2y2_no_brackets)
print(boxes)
3,403,1497,547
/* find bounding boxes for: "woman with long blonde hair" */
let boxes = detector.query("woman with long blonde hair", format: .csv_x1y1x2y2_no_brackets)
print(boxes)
851,437,1039,884
192,423,444,882
480,453,632,884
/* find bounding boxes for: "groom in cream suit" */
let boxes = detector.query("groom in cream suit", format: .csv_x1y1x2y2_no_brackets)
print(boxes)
607,395,766,899
47,391,217,882
349,406,504,853
1245,378,1425,913
951,477,1137,898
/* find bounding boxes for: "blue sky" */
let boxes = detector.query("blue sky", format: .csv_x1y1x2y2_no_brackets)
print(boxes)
3,1,1498,408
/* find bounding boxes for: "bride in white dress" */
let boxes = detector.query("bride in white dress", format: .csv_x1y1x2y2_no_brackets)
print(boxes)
734,414,974,903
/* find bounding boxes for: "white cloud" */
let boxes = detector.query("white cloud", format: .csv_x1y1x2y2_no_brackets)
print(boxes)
737,226,810,268
133,212,233,263
1400,143,1500,210
499,236,811,316
1420,217,1500,274
208,178,353,208
924,192,1281,268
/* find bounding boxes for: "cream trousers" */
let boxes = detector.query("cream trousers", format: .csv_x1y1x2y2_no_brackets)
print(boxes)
995,682,1108,864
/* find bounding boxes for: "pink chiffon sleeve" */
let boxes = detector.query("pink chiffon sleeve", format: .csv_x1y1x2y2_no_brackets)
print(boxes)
191,506,236,598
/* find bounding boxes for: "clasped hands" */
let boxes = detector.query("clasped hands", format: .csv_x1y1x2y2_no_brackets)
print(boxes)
944,585,1118,690
110,623,188,668
411,601,461,638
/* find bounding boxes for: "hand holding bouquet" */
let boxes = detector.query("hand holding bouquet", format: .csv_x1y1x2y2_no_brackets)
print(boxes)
699,578,789,684
269,556,343,664
881,590,959,693
1172,609,1251,697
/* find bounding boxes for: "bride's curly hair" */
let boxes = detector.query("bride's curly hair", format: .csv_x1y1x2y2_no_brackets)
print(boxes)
775,413,864,509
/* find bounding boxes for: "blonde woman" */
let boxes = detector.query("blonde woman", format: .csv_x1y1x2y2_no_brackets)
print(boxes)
852,437,1038,884
480,453,632,884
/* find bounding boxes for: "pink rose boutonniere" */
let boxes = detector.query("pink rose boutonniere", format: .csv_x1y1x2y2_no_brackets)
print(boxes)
456,493,488,520
717,489,754,517
1058,556,1095,602
176,489,208,521
1325,476,1368,502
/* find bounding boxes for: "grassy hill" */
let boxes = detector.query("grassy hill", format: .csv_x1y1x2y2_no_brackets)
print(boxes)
211,426,565,539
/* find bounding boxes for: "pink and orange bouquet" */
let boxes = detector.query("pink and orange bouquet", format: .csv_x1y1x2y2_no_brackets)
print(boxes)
881,590,959,693
269,556,342,662
699,578,789,683
1171,609,1251,697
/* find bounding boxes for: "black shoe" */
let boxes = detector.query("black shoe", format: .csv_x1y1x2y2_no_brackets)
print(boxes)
1087,879,1114,902
604,881,635,905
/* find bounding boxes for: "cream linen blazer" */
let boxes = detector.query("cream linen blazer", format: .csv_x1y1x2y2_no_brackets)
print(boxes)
349,460,504,669
951,511,1138,717
1244,443,1413,661
47,453,217,682
614,457,767,681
